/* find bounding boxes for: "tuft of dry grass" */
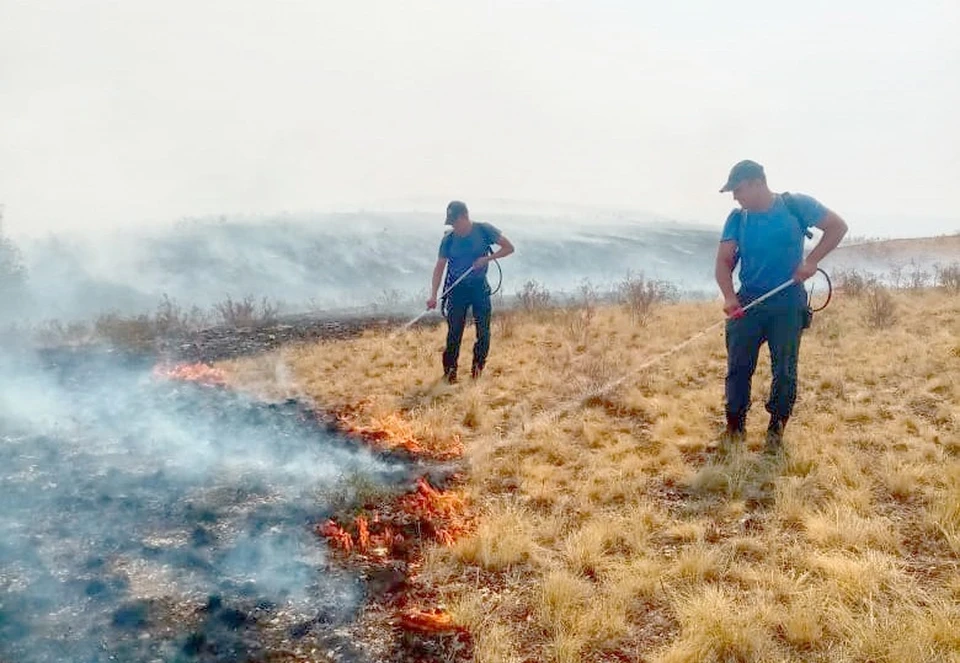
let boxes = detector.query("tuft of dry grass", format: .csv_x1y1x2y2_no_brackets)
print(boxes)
221,287,960,663
452,502,537,571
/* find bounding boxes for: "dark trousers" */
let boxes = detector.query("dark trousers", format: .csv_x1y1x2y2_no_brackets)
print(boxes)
725,288,806,423
442,279,492,375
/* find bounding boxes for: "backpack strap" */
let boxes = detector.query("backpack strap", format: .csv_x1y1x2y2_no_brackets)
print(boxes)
779,192,816,314
732,193,813,267
781,192,815,239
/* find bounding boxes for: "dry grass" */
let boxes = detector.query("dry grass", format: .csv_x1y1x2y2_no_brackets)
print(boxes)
220,288,960,662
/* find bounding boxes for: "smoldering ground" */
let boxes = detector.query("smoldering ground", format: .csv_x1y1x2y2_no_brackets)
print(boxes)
0,347,411,662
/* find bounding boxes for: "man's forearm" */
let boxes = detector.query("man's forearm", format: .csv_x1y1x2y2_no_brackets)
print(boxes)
805,227,845,266
489,243,514,261
488,237,514,262
431,266,444,296
805,213,848,266
716,262,737,300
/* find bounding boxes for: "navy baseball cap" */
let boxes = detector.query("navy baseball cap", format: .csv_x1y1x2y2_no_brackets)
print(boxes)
445,200,468,225
720,160,765,193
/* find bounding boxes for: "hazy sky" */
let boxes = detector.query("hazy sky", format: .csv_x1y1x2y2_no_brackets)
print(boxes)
2,0,958,237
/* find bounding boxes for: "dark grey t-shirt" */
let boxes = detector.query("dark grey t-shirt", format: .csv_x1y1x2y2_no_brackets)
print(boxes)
438,222,501,284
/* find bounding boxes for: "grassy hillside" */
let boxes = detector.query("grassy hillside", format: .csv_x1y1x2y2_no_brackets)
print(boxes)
827,233,960,276
836,233,960,258
220,285,959,662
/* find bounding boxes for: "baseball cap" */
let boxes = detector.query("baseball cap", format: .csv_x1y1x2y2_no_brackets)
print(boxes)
445,200,468,225
719,160,765,193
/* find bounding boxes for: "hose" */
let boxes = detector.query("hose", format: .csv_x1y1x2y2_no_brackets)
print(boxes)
808,267,833,312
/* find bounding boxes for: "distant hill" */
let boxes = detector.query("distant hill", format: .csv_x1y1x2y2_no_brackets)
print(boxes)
823,233,960,274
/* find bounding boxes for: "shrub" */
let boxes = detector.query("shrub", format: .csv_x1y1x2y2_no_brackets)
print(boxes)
517,280,552,314
888,262,905,289
834,269,877,296
214,296,280,328
154,294,209,335
94,313,157,350
934,262,960,292
617,271,675,325
863,285,897,330
907,260,930,290
95,295,207,349
565,281,598,348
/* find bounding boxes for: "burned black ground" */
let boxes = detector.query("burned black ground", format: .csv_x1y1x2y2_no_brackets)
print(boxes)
0,349,419,663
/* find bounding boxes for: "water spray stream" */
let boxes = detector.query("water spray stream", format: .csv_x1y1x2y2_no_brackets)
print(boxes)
499,278,799,442
397,265,475,332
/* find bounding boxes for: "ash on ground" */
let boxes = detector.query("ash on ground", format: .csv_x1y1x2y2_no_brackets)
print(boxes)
0,349,412,663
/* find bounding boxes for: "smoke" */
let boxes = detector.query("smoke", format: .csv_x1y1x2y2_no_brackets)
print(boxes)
4,206,950,332
3,210,724,324
0,347,409,662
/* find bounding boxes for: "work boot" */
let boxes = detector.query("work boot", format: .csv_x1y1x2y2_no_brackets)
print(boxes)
765,416,788,451
470,362,484,380
443,367,458,384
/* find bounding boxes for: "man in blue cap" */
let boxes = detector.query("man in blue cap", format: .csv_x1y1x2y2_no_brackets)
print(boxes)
716,160,848,448
426,201,515,383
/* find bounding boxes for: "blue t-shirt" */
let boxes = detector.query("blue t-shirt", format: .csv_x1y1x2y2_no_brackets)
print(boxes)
720,193,827,299
438,221,502,285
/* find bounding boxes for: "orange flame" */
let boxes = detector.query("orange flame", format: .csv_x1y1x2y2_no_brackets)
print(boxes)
317,478,468,556
398,478,469,546
398,608,464,634
434,529,456,547
314,405,473,645
158,360,472,647
317,519,354,552
337,408,464,460
355,515,371,552
318,515,407,557
153,362,226,387
402,477,465,519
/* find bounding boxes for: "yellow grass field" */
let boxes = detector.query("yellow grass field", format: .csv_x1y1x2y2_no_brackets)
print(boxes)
220,286,960,663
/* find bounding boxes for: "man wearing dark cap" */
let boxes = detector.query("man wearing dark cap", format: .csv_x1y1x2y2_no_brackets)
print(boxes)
426,201,515,383
715,160,848,448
